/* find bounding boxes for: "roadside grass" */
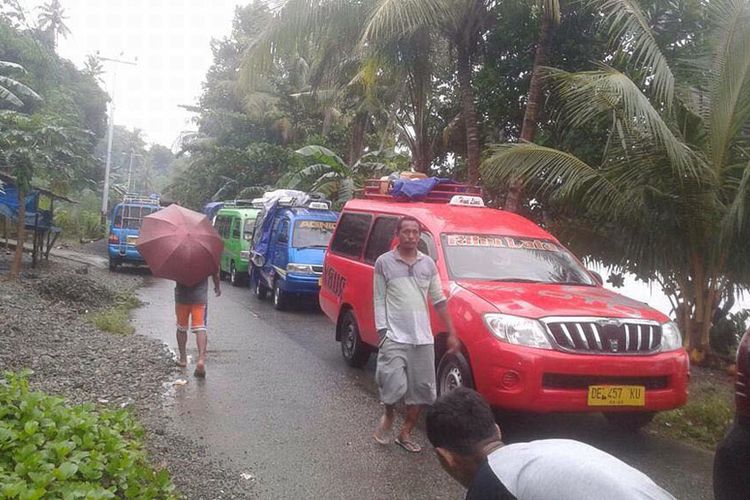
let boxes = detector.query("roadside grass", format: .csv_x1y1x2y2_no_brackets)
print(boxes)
0,371,176,499
651,367,734,449
86,292,142,336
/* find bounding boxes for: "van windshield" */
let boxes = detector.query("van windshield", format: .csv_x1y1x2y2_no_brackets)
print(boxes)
292,220,336,248
442,234,595,285
113,205,158,229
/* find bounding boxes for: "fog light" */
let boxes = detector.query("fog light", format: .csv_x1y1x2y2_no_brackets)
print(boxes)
501,371,520,388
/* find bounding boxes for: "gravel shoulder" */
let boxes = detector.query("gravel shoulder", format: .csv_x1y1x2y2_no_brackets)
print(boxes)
0,249,250,499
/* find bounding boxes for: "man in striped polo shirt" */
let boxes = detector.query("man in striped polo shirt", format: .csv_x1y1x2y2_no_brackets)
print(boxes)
372,216,459,453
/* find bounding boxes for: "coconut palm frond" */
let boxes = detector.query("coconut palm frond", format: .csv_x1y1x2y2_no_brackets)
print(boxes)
594,0,675,106
0,76,42,102
482,143,634,218
546,66,696,178
361,0,446,43
705,0,750,170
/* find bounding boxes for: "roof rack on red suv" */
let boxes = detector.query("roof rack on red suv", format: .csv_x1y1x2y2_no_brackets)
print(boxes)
362,178,483,203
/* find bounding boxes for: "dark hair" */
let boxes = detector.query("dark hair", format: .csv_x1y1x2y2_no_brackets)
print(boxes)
426,388,498,454
396,216,420,233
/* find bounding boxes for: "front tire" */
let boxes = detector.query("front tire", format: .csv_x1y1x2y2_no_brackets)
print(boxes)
230,262,244,287
339,311,370,368
272,279,287,311
437,351,475,396
252,267,268,300
603,412,655,432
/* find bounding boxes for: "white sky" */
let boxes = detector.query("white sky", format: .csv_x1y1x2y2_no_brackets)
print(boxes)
20,0,242,147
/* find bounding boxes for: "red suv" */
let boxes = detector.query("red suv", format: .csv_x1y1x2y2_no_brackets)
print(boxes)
320,183,689,429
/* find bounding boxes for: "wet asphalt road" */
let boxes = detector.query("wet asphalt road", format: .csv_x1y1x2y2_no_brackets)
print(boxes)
133,277,715,500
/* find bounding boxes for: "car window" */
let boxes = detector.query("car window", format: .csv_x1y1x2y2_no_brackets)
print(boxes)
243,218,256,241
364,216,399,264
292,220,336,248
276,219,290,243
330,212,372,259
418,232,437,261
231,217,241,239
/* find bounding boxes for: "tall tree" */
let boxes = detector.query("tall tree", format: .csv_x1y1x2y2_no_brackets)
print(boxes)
504,0,561,212
362,0,494,183
36,0,70,50
482,0,750,359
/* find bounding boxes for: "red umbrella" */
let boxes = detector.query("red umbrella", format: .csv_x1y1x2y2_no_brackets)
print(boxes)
136,204,223,286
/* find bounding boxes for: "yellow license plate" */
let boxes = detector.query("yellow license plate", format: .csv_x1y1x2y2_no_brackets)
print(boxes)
587,385,645,407
127,236,138,244
318,277,322,286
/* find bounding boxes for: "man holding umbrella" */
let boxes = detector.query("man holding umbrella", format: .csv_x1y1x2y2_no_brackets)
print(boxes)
136,204,225,378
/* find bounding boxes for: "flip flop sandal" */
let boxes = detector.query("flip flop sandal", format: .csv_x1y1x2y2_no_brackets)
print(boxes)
176,360,187,368
373,430,391,445
395,437,422,453
194,366,206,378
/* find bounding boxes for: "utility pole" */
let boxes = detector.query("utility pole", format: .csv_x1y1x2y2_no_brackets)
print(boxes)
99,53,137,223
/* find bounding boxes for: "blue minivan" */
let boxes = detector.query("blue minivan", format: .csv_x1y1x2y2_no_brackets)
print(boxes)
107,195,161,270
250,201,338,310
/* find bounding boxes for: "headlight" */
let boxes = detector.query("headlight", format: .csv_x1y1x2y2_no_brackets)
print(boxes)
660,322,683,351
240,251,250,262
287,263,315,275
483,313,552,350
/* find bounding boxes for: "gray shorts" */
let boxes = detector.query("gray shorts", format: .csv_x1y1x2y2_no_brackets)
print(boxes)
375,338,436,406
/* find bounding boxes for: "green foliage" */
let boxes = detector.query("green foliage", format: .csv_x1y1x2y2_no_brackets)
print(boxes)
86,292,142,336
710,310,749,358
653,373,734,449
0,371,175,498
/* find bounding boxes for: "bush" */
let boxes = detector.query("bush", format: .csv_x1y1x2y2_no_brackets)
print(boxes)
86,293,142,336
0,372,175,499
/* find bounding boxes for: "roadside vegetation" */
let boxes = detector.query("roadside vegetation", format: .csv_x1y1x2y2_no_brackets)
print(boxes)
652,368,735,450
0,371,175,499
86,293,142,336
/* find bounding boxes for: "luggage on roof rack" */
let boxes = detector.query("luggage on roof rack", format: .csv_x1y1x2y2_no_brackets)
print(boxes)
362,179,482,203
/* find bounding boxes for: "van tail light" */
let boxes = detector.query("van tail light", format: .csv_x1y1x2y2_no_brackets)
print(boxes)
108,234,119,244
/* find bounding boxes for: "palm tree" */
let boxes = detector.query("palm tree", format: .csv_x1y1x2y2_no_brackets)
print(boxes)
504,0,561,212
362,0,493,184
482,0,750,359
0,61,42,108
36,0,71,50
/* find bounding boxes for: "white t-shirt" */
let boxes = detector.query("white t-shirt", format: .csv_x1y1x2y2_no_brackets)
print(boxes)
475,439,675,500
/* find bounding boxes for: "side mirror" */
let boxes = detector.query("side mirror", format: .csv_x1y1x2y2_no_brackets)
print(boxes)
251,253,266,268
589,270,604,286
279,233,289,243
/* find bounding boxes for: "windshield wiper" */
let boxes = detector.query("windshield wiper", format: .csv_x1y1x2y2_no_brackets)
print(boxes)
295,245,328,250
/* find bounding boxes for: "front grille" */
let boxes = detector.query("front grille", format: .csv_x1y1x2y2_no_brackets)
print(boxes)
543,373,669,390
542,318,661,354
312,265,324,274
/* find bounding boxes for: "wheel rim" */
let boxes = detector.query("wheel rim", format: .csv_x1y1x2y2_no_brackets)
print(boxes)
443,365,464,393
274,284,280,305
342,321,355,358
255,275,261,295
231,265,236,283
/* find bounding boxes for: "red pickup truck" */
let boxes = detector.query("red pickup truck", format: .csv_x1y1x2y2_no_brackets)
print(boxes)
320,184,689,429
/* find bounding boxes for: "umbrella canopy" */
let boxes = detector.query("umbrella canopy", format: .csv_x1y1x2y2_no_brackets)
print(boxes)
136,204,223,286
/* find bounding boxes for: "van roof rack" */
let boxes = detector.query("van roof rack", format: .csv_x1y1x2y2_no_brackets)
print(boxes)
223,199,262,208
122,193,160,205
362,179,483,203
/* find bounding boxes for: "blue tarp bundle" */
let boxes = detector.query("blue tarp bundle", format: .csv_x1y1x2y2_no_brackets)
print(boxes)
250,190,309,266
390,177,450,200
0,185,50,227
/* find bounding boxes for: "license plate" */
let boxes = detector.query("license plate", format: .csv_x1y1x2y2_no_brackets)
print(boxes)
318,277,322,286
127,236,138,245
587,385,645,406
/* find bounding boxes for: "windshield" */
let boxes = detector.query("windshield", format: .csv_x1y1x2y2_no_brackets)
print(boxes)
442,234,595,285
292,220,336,248
113,205,158,229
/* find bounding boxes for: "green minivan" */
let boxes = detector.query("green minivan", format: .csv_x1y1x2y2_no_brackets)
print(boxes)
213,206,261,286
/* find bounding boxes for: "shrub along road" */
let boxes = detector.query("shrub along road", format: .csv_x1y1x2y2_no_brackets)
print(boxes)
133,277,716,499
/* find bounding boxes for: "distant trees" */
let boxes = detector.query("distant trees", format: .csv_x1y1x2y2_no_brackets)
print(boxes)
36,0,70,50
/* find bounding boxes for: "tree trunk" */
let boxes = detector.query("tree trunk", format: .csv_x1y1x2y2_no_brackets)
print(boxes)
9,188,25,279
505,13,555,213
456,44,481,185
348,112,368,165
